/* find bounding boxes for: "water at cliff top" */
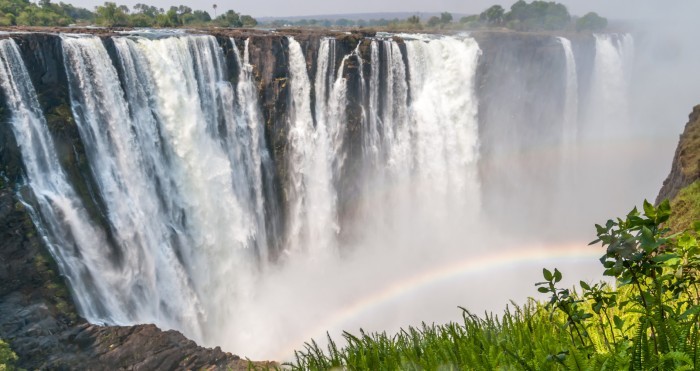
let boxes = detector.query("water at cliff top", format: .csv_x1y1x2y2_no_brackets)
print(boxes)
0,32,654,359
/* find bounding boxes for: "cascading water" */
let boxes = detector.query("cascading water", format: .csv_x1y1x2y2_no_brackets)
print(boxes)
0,38,120,323
57,33,282,343
1,31,642,360
229,37,280,260
403,35,481,218
285,36,339,256
585,33,634,139
62,35,205,336
558,37,579,145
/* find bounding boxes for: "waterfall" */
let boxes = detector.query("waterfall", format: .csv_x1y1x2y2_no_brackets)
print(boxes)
61,35,206,337
0,38,129,323
285,37,339,256
403,36,481,216
585,33,634,139
365,40,381,166
558,37,578,145
382,39,410,180
313,38,348,185
3,30,646,360
57,33,280,343
230,37,279,260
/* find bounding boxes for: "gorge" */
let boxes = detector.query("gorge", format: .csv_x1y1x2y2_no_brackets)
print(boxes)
0,28,682,366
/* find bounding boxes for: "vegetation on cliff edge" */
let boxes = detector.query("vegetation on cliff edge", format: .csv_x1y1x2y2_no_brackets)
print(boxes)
0,339,18,371
0,0,256,28
285,200,700,370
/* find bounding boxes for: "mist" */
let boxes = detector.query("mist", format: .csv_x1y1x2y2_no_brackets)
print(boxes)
208,5,700,361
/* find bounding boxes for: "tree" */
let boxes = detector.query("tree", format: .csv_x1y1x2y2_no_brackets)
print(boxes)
212,3,216,18
507,0,528,21
440,11,452,24
406,15,419,24
191,10,211,23
215,9,242,27
576,11,607,32
133,3,158,17
426,15,440,27
480,5,504,25
95,1,127,26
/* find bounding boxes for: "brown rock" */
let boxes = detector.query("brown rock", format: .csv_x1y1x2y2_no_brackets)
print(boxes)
656,105,700,204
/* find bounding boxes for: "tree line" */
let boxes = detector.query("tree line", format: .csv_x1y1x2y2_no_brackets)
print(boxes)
0,0,257,28
474,0,607,32
262,1,608,32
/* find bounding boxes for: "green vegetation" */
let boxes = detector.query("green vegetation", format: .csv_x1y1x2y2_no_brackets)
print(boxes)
576,12,608,32
466,0,607,31
288,200,700,370
260,1,607,32
0,0,92,26
502,0,571,31
669,182,700,235
0,339,18,371
92,1,256,28
0,0,255,28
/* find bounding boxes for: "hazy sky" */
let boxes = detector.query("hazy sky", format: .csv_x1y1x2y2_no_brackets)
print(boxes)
66,0,694,20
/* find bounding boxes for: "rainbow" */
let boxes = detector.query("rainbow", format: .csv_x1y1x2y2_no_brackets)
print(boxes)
275,243,602,359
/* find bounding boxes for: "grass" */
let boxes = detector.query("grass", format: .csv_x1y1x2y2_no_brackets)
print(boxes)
668,181,700,233
282,201,700,370
286,296,640,370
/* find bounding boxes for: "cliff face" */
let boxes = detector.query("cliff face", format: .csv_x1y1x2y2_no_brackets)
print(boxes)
656,105,700,234
657,105,700,204
0,28,599,367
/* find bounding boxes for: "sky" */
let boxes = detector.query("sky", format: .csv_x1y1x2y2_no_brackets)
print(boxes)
66,0,695,20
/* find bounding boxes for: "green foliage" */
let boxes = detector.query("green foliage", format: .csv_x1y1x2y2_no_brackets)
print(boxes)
426,16,440,27
213,9,241,27
464,0,605,32
0,339,18,371
240,14,256,28
289,201,700,370
440,12,453,24
0,0,255,28
480,5,505,25
504,0,571,31
0,0,85,26
668,181,700,234
576,12,608,32
94,1,127,27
